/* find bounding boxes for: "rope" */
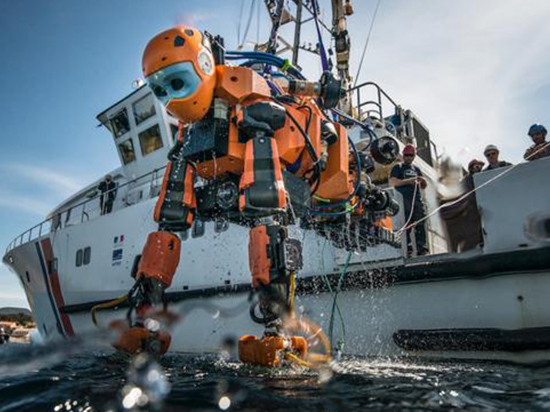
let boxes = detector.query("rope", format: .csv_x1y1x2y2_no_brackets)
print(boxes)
354,0,383,86
328,251,352,351
393,179,419,234
91,294,129,327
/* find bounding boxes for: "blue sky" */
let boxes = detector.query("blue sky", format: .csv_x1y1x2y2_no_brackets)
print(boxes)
1,0,549,308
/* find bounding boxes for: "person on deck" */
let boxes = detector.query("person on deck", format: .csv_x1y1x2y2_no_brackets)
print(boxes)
483,145,512,171
524,124,550,161
389,144,429,256
467,159,484,176
439,159,484,253
98,174,117,215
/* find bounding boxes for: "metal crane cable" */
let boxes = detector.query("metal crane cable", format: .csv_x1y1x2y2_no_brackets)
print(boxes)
354,0,383,86
239,0,257,49
237,0,246,44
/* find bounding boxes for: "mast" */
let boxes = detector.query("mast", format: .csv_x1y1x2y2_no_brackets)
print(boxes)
331,0,352,87
292,0,303,66
261,0,354,112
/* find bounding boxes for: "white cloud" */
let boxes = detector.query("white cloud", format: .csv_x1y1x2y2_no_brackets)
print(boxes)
0,190,52,216
3,164,86,198
0,163,92,217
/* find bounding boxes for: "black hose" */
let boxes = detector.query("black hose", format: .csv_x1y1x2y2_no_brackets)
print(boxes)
295,105,322,193
281,104,319,165
249,302,278,325
297,105,313,134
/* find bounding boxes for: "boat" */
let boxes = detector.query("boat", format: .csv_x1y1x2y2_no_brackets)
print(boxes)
3,0,550,363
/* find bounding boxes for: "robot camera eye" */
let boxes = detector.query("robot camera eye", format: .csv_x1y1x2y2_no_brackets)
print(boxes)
170,78,185,91
174,36,185,47
153,86,168,97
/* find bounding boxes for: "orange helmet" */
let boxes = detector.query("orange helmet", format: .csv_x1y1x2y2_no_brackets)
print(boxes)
142,26,216,123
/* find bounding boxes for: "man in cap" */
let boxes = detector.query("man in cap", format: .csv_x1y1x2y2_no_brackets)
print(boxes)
524,124,550,161
98,174,117,215
389,144,429,256
483,145,512,171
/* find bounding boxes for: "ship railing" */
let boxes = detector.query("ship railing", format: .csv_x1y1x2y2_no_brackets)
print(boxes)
349,81,399,125
350,81,440,167
5,165,167,255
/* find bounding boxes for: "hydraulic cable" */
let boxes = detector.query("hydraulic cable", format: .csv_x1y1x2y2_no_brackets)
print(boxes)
328,251,352,351
281,106,324,195
288,271,297,312
226,51,306,79
310,0,330,71
91,293,129,327
278,101,320,166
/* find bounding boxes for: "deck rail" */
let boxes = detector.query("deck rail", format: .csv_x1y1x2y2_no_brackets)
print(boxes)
348,81,399,123
4,165,166,255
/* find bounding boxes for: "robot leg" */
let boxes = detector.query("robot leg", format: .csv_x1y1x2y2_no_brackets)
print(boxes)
106,151,194,355
239,223,309,367
110,231,181,356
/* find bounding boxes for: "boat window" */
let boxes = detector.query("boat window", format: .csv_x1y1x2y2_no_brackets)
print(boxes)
133,93,156,125
83,247,91,265
118,139,136,164
110,108,130,138
76,249,83,267
138,124,163,156
191,220,205,238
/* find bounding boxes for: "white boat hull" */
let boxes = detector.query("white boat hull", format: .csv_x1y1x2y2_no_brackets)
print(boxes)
5,215,550,363
5,158,550,363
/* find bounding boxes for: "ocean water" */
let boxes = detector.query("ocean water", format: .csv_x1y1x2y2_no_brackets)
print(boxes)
0,342,548,412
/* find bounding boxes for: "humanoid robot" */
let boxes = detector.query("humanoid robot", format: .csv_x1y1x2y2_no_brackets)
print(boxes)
109,25,399,366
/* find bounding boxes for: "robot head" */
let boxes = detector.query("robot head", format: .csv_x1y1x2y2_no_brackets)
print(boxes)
142,26,216,123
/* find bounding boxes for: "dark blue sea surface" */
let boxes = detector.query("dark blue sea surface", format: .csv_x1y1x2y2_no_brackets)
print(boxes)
0,343,548,412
